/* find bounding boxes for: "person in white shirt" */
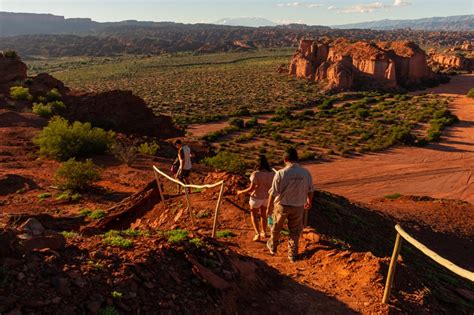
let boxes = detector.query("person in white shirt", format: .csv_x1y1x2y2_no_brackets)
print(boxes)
174,139,192,194
266,148,314,262
237,155,275,242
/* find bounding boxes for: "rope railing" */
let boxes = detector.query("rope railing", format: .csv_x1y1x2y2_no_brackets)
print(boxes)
382,224,474,304
152,166,225,237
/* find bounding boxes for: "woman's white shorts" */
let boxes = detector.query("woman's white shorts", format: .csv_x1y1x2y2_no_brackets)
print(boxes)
249,197,267,209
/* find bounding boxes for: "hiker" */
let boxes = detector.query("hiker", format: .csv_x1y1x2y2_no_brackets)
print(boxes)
266,148,314,262
174,139,192,194
237,155,275,242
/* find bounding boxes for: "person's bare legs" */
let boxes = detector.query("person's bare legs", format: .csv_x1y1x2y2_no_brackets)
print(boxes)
259,206,267,239
250,208,260,241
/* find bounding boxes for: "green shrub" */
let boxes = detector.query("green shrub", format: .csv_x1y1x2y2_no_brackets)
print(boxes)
137,141,160,156
46,88,62,101
37,193,52,200
229,117,244,128
203,151,247,174
34,117,114,160
111,140,138,166
32,103,53,118
384,193,402,200
231,106,251,116
244,117,258,128
55,191,82,202
54,158,100,191
2,50,18,58
189,237,204,247
165,229,188,244
467,88,474,98
102,234,133,248
89,210,106,220
9,86,32,101
61,231,79,238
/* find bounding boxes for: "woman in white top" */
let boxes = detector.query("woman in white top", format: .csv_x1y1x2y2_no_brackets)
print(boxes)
237,155,275,241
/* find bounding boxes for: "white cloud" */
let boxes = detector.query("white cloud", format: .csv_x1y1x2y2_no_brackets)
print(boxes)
278,19,306,24
276,2,323,8
393,0,411,6
338,2,386,13
327,5,337,10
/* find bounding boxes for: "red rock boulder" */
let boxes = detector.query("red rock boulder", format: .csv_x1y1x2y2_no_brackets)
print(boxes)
0,52,27,86
65,90,183,139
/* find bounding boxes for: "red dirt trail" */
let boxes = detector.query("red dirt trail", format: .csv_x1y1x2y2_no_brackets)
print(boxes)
306,74,474,203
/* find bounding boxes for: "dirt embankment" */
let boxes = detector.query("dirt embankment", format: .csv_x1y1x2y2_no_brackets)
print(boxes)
307,74,474,203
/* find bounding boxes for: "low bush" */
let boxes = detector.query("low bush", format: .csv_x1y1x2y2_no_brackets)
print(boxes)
203,151,247,174
137,141,160,156
2,50,18,58
467,88,474,98
9,86,32,101
32,101,66,118
229,117,245,128
111,140,138,166
244,117,258,128
46,88,62,101
34,117,114,160
216,230,236,238
384,193,402,200
54,158,100,191
102,233,133,248
231,106,251,116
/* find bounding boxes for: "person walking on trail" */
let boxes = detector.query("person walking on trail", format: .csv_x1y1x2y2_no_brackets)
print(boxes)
174,139,192,194
237,155,275,242
266,148,314,262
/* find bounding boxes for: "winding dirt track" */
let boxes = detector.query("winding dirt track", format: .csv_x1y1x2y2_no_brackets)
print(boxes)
307,74,474,203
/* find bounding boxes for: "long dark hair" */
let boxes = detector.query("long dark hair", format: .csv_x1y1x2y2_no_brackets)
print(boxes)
256,154,271,172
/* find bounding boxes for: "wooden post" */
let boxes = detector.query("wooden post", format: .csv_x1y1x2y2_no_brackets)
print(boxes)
154,170,166,207
184,187,195,227
382,232,403,304
211,183,225,238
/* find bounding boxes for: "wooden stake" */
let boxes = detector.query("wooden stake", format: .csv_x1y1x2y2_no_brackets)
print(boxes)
184,188,195,228
211,183,225,238
154,170,166,208
382,232,403,304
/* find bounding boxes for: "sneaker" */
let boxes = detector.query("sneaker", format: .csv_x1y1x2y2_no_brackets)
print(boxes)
252,233,260,242
266,240,276,255
288,255,297,263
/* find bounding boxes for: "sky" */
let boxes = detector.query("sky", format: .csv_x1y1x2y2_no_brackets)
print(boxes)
1,0,472,25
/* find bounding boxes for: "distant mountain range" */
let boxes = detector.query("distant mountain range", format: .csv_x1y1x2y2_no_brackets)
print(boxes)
334,15,473,31
213,17,278,27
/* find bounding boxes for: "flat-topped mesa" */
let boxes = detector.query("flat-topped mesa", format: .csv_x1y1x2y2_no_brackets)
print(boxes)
289,38,436,91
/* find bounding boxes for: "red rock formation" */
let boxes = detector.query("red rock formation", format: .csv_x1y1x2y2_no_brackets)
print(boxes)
65,90,183,139
428,43,474,73
27,73,70,97
0,52,27,87
289,39,436,91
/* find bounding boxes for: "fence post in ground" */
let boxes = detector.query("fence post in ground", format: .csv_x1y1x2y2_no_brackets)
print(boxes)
211,182,225,238
153,170,166,207
184,187,195,227
382,232,403,304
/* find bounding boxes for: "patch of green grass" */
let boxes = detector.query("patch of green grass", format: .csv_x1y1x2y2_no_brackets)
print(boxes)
79,208,93,216
122,229,148,237
102,231,133,248
165,229,188,244
189,237,204,247
55,191,82,202
61,231,79,238
89,210,107,220
37,192,52,200
384,193,402,200
215,230,236,238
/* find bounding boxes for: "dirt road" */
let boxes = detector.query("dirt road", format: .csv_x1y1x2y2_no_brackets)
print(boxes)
307,74,474,203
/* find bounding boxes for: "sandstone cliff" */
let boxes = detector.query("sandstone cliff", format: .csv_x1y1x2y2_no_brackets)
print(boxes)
428,42,474,73
289,39,436,91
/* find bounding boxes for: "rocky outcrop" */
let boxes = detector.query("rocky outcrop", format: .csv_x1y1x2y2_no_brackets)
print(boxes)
0,52,27,87
65,90,183,139
428,43,474,72
289,39,436,91
27,73,70,97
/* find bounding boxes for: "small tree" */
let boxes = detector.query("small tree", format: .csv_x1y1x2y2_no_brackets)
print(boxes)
137,141,160,156
467,88,474,98
111,140,138,166
55,158,100,191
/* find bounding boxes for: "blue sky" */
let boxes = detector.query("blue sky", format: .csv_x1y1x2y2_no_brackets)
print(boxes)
1,0,472,25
